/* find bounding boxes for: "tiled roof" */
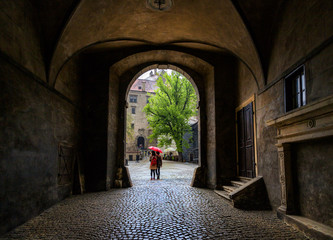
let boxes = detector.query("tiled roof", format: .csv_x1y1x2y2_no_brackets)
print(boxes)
130,78,158,93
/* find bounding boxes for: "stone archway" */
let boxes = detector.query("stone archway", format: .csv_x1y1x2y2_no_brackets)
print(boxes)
124,65,201,166
107,50,216,189
125,64,200,103
49,0,264,90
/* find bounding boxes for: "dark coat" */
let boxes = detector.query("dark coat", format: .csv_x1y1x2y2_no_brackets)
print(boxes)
157,155,162,168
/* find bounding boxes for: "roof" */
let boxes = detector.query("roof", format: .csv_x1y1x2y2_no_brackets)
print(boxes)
130,78,159,93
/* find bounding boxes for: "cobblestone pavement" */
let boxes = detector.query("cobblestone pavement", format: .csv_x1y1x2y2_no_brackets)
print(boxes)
1,160,309,240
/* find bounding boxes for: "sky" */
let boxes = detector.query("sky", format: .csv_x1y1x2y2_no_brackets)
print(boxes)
139,68,173,79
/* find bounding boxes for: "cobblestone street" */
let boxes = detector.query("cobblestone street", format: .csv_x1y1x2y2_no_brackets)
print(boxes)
1,160,309,239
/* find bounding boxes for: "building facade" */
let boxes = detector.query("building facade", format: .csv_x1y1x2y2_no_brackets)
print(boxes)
125,72,159,161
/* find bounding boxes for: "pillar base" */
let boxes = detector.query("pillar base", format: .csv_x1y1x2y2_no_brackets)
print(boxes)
114,167,132,188
191,166,206,188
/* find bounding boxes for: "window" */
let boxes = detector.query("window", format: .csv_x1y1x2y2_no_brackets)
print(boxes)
129,95,137,103
285,66,306,112
138,86,142,90
147,97,150,103
131,107,136,114
131,123,134,129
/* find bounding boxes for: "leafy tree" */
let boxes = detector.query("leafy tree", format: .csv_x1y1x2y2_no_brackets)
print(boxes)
143,71,197,161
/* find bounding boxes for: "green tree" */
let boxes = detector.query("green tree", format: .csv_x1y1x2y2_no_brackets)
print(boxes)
143,71,197,161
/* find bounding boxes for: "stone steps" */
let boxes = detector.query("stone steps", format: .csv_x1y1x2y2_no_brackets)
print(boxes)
238,176,252,183
230,180,244,187
214,177,249,202
222,185,237,193
214,176,270,210
214,190,231,202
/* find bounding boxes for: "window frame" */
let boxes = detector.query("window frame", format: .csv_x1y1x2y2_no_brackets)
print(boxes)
129,95,137,103
284,65,306,112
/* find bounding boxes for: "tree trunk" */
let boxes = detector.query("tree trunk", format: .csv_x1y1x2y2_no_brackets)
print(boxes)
178,152,183,162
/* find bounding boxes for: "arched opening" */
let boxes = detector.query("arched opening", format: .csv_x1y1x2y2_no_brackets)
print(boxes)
107,50,216,190
124,67,200,185
137,137,144,149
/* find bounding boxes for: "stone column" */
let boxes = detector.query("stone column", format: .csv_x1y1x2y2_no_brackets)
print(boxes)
277,143,295,215
106,72,120,190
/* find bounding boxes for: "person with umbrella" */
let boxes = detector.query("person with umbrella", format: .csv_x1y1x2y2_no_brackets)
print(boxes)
148,146,162,180
149,151,158,180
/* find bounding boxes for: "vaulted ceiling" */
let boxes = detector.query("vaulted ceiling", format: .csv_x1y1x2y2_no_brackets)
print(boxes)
29,0,286,87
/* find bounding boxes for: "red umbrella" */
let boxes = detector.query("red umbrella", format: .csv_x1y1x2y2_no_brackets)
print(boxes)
148,146,163,153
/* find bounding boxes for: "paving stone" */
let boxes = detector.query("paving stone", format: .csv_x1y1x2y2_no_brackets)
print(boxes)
0,160,309,240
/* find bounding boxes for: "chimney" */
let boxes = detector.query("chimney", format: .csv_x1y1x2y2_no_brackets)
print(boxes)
142,81,146,91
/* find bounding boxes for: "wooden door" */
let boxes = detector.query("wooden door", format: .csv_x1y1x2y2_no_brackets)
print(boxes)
237,102,256,178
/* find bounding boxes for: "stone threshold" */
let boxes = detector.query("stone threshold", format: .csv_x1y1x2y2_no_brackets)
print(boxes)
279,213,333,240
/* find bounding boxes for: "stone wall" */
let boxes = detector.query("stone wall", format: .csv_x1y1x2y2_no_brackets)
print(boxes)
267,0,333,84
214,57,237,185
0,58,81,234
254,40,333,210
235,0,333,211
293,137,333,227
81,60,109,191
0,0,45,80
0,1,83,234
256,83,284,209
235,61,258,107
55,57,82,104
306,42,333,102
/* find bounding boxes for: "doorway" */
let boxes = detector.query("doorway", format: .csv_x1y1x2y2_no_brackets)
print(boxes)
236,101,256,178
137,137,145,149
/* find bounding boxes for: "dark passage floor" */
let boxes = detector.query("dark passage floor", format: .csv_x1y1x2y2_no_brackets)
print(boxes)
1,160,308,239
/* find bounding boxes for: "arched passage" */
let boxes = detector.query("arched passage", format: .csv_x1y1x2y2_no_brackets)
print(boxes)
107,50,216,189
124,66,201,183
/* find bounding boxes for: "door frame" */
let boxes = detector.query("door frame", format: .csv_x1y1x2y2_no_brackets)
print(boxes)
235,95,258,177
